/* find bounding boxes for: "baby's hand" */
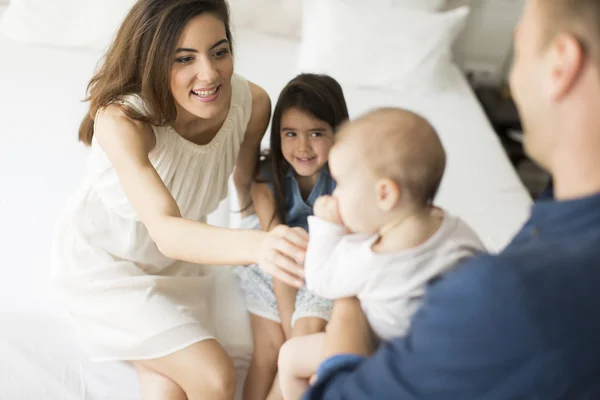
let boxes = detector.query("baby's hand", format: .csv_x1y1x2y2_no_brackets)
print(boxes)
314,195,343,225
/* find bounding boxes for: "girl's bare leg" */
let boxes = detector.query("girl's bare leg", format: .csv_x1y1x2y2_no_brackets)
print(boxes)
243,313,286,400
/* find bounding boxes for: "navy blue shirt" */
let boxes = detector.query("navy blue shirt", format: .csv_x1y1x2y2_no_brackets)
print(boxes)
304,189,600,400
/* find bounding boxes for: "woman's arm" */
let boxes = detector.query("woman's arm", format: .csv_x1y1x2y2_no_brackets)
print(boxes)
94,105,305,286
233,82,271,217
252,182,299,338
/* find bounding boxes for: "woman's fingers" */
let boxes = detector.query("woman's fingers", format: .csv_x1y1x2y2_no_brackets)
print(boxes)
258,225,310,286
270,247,305,279
264,261,304,288
274,225,308,250
274,236,306,267
290,226,309,242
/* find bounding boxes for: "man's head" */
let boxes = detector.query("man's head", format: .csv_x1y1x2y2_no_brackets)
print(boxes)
510,0,600,172
328,108,446,234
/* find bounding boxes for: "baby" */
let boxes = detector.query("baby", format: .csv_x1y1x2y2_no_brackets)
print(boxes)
277,108,486,400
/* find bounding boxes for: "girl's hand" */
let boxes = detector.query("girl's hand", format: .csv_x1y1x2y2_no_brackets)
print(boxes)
314,195,343,225
257,225,308,288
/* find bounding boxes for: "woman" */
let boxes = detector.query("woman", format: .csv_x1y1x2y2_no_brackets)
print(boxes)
50,1,306,399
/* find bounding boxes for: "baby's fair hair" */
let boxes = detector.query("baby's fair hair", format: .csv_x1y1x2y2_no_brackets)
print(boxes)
338,108,446,207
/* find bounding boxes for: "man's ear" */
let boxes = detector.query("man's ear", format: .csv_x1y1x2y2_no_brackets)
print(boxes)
376,178,401,211
547,33,585,101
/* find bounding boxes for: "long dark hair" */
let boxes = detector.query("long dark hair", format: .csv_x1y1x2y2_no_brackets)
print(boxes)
262,73,349,225
78,0,233,145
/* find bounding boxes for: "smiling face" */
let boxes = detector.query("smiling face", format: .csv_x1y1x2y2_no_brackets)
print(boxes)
169,13,234,122
279,107,335,180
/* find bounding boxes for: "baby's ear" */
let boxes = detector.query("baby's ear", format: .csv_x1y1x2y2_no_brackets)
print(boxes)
375,178,401,212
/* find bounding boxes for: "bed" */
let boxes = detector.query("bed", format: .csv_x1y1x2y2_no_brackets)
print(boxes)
0,2,531,399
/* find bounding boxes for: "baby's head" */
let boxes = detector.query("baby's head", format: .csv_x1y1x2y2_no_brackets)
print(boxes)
329,108,446,234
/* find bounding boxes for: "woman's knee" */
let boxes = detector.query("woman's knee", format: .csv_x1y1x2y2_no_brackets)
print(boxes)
133,362,187,400
198,357,236,400
137,340,236,400
184,344,236,400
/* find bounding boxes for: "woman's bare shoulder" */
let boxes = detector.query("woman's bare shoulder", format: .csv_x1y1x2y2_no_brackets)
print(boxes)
95,104,156,155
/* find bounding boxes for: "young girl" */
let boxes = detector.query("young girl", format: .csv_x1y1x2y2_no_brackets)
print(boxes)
236,73,350,400
50,1,307,399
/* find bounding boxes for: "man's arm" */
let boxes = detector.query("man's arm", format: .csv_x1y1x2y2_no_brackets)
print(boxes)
303,257,536,400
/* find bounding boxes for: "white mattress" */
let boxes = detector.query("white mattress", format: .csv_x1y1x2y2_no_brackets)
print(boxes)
0,26,531,399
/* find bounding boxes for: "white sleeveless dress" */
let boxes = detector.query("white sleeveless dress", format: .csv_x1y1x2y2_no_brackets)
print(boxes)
50,74,253,361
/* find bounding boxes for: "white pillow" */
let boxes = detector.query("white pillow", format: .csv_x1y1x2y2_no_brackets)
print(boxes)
0,0,135,50
228,0,445,39
0,0,450,46
0,0,299,47
229,0,303,38
297,0,470,94
384,0,446,10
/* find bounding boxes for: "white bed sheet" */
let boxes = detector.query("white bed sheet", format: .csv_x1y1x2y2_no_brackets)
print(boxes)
0,25,531,399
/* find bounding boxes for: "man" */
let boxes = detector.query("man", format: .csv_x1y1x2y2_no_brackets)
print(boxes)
304,0,600,398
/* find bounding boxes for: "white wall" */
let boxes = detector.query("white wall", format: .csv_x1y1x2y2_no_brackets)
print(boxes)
452,0,524,85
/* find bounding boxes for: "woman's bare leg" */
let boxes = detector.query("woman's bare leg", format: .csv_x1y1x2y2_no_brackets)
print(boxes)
132,339,236,400
134,363,187,400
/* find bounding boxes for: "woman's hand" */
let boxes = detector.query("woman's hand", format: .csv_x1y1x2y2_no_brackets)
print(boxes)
257,225,308,288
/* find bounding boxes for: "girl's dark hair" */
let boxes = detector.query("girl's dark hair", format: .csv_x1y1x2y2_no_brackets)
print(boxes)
262,73,349,225
78,0,233,145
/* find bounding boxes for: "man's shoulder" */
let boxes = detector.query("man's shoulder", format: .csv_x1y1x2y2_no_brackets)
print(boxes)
427,241,600,336
430,253,523,306
431,246,565,303
423,249,547,329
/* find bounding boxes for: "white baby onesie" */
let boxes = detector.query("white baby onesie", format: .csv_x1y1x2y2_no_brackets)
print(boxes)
304,211,486,340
